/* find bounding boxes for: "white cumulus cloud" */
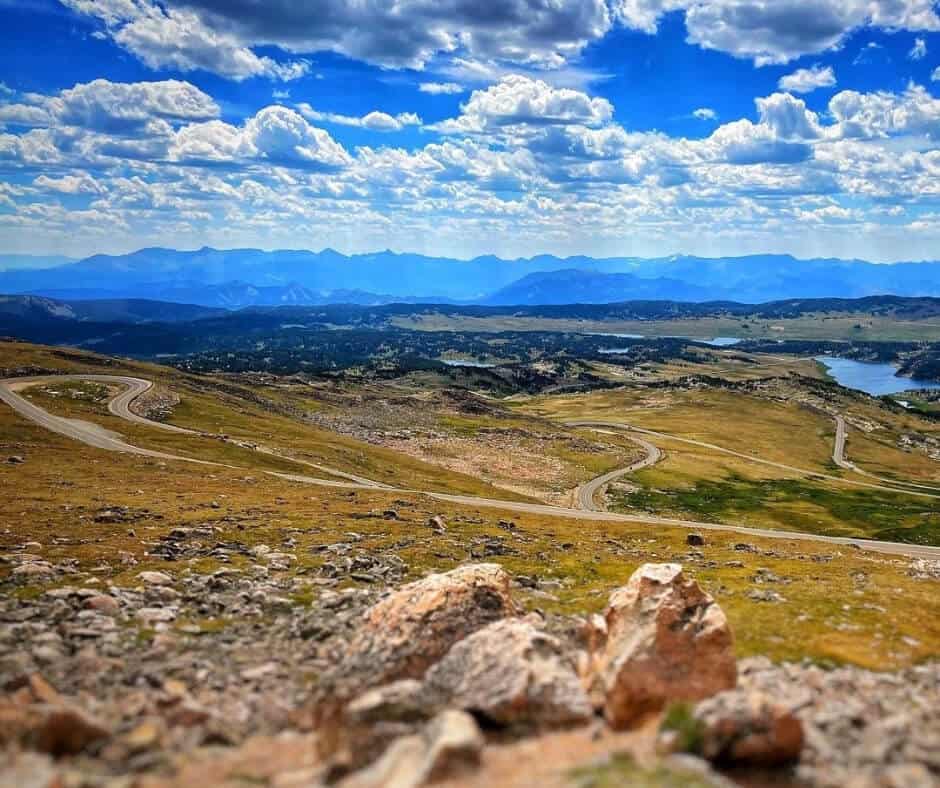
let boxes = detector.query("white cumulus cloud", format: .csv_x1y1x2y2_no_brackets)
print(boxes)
61,0,611,76
419,82,465,95
613,1,940,65
433,75,613,134
296,104,422,132
909,37,928,60
170,105,352,169
778,65,836,94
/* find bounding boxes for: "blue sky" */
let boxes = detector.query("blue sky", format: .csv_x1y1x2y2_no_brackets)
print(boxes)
1,0,940,261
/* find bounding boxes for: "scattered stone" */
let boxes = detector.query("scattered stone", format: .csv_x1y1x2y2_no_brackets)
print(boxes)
909,559,940,581
748,589,786,604
686,533,706,547
124,719,163,751
12,563,54,579
340,680,430,765
84,595,120,617
241,662,279,681
691,690,804,766
135,607,176,625
138,571,172,586
427,516,447,534
35,706,110,757
586,563,736,728
338,710,483,788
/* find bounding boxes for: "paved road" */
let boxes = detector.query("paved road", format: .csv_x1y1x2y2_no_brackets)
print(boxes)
0,375,204,463
829,413,940,494
0,375,387,486
832,414,850,470
3,374,940,560
573,431,662,511
563,419,940,501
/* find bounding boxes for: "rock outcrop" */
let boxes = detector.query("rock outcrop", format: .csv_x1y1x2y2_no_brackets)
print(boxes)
334,563,517,689
312,564,518,760
422,615,593,729
585,563,737,728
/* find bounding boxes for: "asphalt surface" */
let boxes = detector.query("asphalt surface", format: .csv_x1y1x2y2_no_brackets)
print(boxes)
0,375,203,462
563,419,940,501
832,414,851,470
573,432,662,511
829,413,940,494
2,374,939,560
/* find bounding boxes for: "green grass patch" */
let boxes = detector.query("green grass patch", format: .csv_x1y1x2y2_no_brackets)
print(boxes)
613,473,940,545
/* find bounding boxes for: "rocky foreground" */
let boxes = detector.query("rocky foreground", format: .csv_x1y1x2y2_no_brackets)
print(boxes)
2,557,939,787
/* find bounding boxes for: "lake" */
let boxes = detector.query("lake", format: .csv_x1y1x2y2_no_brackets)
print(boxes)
441,359,496,368
592,333,742,350
815,356,940,396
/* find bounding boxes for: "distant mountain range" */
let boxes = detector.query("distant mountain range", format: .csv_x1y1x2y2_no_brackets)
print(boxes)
0,295,224,323
4,247,940,306
0,254,77,272
483,269,714,305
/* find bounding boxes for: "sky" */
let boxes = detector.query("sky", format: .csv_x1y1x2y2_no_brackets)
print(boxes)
1,1,940,262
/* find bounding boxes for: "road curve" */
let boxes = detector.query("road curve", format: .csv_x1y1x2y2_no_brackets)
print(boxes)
2,375,940,560
0,375,388,487
573,432,662,511
563,419,940,501
829,414,940,494
0,375,206,463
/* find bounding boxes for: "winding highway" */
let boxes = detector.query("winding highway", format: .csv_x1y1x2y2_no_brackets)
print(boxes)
2,374,940,560
563,419,940,501
573,432,662,511
829,413,940,493
0,375,203,462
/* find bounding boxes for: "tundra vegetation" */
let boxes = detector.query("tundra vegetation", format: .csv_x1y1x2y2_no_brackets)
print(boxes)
1,333,938,786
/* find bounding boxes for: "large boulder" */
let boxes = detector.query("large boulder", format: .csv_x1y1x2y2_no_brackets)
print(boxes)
586,563,736,728
692,690,804,766
331,563,517,690
422,616,593,729
313,564,517,758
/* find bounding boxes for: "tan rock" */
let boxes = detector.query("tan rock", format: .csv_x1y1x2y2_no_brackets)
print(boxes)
124,719,164,751
693,690,803,766
423,616,593,729
85,594,120,616
34,706,110,756
339,710,483,788
313,563,516,758
587,563,736,728
138,570,173,586
422,709,485,782
320,563,516,696
27,674,61,705
341,680,429,767
0,750,59,788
